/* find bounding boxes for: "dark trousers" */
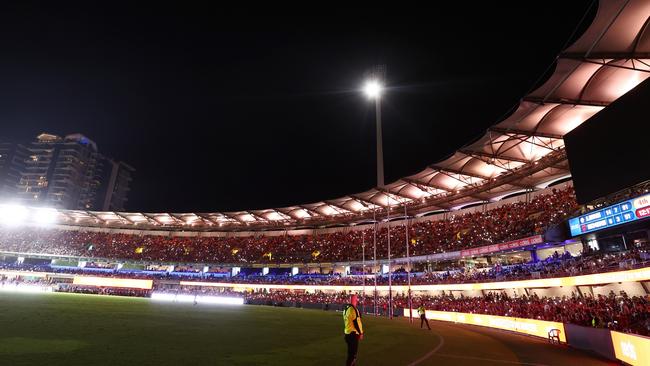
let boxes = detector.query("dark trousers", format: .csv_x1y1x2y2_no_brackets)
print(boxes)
344,333,359,366
420,315,430,329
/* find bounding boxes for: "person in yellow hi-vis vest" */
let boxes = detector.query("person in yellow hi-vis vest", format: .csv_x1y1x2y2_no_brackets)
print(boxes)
343,294,363,366
417,303,431,330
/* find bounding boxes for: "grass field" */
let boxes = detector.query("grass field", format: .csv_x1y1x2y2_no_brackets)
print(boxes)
0,292,610,366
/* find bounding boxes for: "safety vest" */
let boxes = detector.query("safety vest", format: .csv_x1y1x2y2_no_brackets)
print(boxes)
343,304,363,335
417,306,426,316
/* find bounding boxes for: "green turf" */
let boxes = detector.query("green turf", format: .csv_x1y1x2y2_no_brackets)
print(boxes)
0,292,439,366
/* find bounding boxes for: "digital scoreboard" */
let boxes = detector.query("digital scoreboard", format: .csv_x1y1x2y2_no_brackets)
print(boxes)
569,193,650,236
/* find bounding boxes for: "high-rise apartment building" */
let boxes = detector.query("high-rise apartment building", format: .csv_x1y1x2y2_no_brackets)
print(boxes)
0,142,29,201
95,159,135,211
1,133,134,211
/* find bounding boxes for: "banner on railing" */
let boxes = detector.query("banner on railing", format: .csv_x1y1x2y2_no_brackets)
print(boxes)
611,331,650,366
460,235,544,258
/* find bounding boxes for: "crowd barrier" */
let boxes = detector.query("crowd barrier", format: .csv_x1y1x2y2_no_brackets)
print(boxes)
404,308,650,366
564,324,615,360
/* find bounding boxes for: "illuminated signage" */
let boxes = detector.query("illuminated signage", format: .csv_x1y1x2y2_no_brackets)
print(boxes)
179,266,650,292
568,193,650,236
460,235,544,257
72,276,153,290
611,331,650,366
403,309,566,342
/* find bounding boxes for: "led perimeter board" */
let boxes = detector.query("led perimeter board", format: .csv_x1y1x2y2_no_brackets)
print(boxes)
568,193,650,237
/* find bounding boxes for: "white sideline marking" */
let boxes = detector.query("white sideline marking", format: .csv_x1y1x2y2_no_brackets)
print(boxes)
405,331,445,366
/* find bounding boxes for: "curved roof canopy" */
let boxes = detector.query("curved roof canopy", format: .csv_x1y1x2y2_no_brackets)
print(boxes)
47,0,650,231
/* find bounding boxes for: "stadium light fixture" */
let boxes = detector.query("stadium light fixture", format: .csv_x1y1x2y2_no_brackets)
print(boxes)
362,74,385,187
150,292,244,305
175,294,196,303
196,296,244,305
363,80,382,99
33,207,58,226
0,284,52,293
151,293,176,302
0,204,28,226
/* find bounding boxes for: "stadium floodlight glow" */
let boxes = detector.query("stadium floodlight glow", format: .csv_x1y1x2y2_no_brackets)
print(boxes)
176,294,196,303
73,276,153,289
196,296,244,305
33,207,58,226
0,284,52,293
363,80,382,99
0,204,29,226
151,292,176,302
150,292,244,306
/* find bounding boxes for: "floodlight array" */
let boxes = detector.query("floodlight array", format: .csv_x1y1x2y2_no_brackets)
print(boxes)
150,292,244,305
0,204,58,227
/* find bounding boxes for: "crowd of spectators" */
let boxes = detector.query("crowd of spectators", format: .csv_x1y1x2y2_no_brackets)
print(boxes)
0,275,53,290
238,290,650,336
2,258,649,337
55,284,151,297
404,248,648,285
3,275,648,336
411,291,650,336
0,187,577,264
1,246,648,287
152,285,242,298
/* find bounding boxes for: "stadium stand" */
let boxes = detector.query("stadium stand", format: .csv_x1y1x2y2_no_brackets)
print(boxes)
0,186,577,263
241,291,650,336
2,243,649,339
2,2,650,365
2,246,648,285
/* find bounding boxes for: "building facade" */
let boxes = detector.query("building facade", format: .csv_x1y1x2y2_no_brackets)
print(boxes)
0,142,29,201
95,159,135,211
1,133,134,210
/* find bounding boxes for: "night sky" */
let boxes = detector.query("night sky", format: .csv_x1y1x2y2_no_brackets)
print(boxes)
0,2,596,212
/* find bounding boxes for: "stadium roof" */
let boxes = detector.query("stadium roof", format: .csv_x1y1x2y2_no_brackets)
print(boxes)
51,0,650,231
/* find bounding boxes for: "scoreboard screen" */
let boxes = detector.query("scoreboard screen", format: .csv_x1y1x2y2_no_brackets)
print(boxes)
564,77,650,204
569,193,650,237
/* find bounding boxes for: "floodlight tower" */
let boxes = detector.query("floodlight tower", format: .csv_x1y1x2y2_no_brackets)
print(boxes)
364,65,392,317
363,65,386,188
